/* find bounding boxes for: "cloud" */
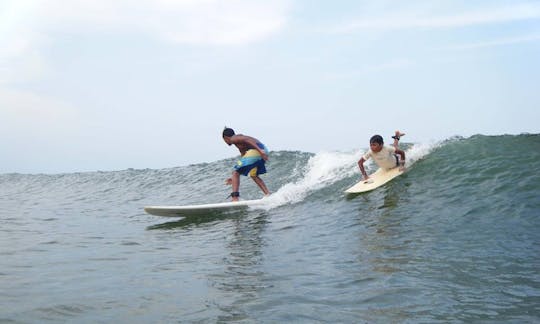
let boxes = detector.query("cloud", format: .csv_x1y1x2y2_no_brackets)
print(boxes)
365,58,414,71
334,3,540,33
35,0,290,45
0,0,290,85
323,58,414,81
0,88,79,134
0,47,49,85
0,1,50,84
444,33,540,50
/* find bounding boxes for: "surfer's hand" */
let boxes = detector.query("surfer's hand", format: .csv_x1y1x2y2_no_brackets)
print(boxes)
225,178,233,185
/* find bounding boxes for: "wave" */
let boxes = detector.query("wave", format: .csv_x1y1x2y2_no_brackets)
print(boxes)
1,134,538,214
256,140,439,210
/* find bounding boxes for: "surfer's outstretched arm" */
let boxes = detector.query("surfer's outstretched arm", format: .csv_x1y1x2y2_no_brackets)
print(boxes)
358,157,369,181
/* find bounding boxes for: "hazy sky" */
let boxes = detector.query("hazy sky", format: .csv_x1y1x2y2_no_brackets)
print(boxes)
1,0,539,173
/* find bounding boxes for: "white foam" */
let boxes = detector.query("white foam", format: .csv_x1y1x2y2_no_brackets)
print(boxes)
255,141,441,210
406,141,442,166
258,150,360,209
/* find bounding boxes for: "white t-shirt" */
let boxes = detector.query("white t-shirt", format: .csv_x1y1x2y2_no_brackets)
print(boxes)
363,146,398,170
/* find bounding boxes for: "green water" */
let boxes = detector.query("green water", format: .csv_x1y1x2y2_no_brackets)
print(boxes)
1,134,539,322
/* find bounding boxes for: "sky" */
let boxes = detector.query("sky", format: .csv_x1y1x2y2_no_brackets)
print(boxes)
1,0,539,174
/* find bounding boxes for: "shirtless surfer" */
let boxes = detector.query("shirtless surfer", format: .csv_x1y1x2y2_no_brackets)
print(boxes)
222,127,270,201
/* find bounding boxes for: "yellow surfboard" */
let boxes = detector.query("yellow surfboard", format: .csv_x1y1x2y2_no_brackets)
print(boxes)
345,167,404,194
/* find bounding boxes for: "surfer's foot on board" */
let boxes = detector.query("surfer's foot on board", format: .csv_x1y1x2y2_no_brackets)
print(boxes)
230,191,240,202
392,130,405,141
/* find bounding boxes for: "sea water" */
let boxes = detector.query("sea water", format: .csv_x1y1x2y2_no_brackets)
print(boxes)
1,134,539,322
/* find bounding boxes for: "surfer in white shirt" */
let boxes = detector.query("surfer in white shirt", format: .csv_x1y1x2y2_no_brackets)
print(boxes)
358,131,406,181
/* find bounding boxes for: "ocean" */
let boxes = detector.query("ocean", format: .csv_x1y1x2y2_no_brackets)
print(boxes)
1,134,539,323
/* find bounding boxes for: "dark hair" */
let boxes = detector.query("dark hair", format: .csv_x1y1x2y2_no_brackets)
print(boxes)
370,135,384,145
223,127,235,137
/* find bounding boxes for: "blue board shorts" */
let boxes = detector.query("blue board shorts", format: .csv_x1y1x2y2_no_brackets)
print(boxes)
234,142,268,177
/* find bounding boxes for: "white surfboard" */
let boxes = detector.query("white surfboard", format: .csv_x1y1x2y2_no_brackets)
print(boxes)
345,167,404,194
144,199,265,217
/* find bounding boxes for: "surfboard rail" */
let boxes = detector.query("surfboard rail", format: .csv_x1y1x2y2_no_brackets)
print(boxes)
144,199,264,217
